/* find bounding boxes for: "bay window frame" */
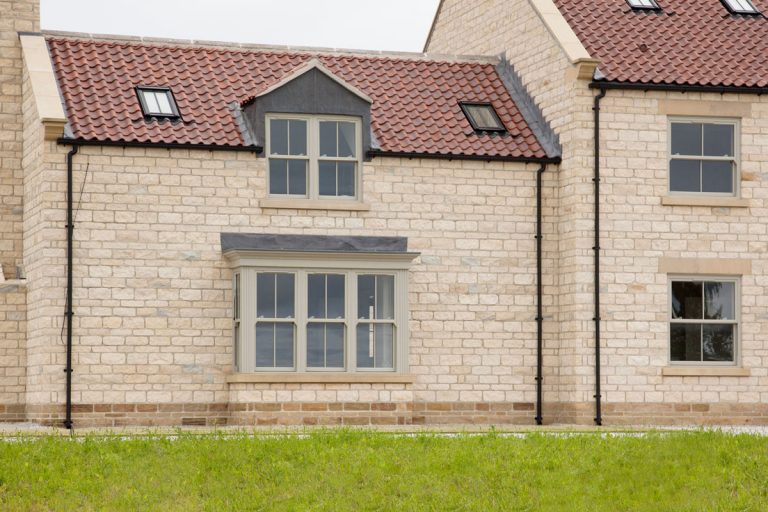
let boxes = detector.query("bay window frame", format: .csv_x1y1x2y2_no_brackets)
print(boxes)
229,252,411,374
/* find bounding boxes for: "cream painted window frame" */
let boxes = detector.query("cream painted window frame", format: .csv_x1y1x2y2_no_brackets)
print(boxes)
668,275,740,367
231,254,410,374
266,114,363,201
667,117,740,198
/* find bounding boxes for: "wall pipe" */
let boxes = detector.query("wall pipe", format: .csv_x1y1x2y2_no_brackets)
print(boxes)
592,87,606,426
64,144,78,430
535,162,546,425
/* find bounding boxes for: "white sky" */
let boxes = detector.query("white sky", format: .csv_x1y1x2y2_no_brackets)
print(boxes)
40,0,442,53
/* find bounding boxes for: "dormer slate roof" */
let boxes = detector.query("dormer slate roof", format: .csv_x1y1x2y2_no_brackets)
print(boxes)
555,0,768,88
46,35,552,161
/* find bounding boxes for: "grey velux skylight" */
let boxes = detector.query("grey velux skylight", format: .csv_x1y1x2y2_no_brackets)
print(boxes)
626,0,661,10
137,86,180,118
722,0,760,14
460,103,506,133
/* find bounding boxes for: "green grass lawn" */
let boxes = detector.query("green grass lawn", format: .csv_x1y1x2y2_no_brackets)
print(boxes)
0,430,766,511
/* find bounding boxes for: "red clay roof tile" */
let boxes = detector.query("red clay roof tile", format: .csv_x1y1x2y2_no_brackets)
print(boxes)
555,0,768,88
47,37,549,160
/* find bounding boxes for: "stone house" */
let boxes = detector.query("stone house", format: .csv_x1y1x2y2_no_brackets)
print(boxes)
1,0,766,427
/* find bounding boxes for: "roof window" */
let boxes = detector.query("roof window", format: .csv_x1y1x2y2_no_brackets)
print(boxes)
137,87,179,118
625,0,661,10
460,103,506,132
722,0,760,14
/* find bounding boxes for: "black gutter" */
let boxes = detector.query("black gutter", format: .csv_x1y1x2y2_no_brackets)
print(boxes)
56,138,262,153
589,81,768,96
367,149,562,165
534,162,546,425
592,87,606,427
64,144,78,430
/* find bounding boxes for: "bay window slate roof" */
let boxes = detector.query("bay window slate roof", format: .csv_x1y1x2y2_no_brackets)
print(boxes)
220,233,409,254
554,0,768,88
46,36,549,160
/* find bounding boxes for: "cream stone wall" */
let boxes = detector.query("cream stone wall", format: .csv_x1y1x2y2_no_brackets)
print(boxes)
0,0,38,413
596,90,768,406
427,0,768,423
427,0,601,411
23,141,556,420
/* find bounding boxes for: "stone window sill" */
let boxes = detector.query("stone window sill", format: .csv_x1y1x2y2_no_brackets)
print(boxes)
661,196,750,208
662,367,751,377
226,373,415,384
259,198,370,211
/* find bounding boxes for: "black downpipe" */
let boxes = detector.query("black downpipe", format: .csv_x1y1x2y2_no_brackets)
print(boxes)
535,163,546,425
64,144,78,430
592,88,606,426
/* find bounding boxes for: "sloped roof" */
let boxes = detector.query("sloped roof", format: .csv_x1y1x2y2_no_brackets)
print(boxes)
554,0,768,88
46,35,551,160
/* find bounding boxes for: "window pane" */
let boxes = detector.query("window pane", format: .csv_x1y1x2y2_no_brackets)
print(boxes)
703,124,734,157
155,92,173,115
289,120,307,156
275,323,295,367
358,275,375,319
703,324,734,362
338,122,356,157
670,323,702,362
326,274,345,319
269,159,288,195
376,275,395,320
337,162,356,197
671,123,702,156
466,105,501,130
143,91,160,114
670,159,701,192
256,273,276,318
320,121,338,157
270,119,289,155
307,323,345,368
306,323,325,367
319,161,337,196
701,160,733,194
671,281,702,319
326,324,345,368
256,323,275,366
356,323,394,369
275,273,295,318
704,282,735,320
287,160,307,196
357,275,394,320
308,274,326,319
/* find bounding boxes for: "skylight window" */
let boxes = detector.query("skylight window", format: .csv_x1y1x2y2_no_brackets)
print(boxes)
722,0,760,14
460,103,506,132
625,0,660,10
137,87,179,118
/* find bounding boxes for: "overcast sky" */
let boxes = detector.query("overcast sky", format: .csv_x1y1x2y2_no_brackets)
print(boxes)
40,0,441,53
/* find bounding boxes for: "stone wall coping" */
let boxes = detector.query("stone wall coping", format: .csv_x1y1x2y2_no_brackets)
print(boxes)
20,34,66,140
527,0,598,73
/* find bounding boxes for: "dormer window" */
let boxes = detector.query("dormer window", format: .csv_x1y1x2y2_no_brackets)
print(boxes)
625,0,661,10
722,0,760,14
460,103,506,133
136,86,179,118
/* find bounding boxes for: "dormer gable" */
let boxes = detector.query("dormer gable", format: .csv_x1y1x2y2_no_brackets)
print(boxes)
241,58,374,155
